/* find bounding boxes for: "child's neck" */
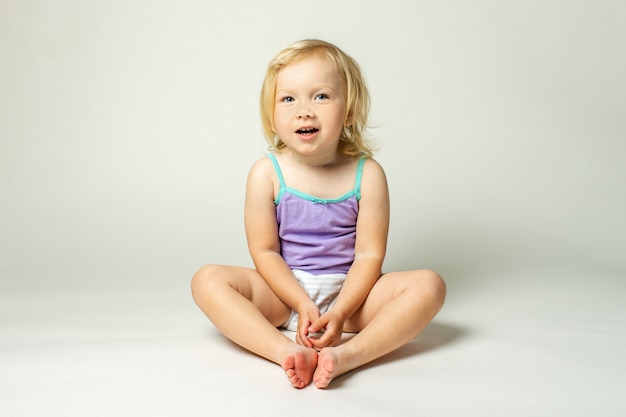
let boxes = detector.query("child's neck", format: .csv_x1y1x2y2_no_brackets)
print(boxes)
285,149,345,169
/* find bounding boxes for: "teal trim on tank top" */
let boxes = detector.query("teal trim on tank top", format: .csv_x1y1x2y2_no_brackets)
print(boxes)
267,153,366,205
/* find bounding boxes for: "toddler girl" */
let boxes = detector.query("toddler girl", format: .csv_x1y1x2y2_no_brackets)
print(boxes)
192,39,446,389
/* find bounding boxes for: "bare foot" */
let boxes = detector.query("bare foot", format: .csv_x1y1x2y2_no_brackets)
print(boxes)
281,346,318,389
313,347,341,389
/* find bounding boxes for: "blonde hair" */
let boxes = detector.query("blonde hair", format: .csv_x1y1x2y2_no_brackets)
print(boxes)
260,39,374,157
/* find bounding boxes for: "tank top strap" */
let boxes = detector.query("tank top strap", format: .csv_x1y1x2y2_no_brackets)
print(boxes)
269,153,366,202
354,156,366,201
267,153,286,203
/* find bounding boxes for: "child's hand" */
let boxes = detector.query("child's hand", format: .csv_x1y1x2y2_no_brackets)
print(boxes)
308,311,345,350
295,305,320,349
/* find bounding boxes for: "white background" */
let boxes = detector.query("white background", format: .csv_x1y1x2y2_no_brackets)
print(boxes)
2,1,625,288
1,2,625,416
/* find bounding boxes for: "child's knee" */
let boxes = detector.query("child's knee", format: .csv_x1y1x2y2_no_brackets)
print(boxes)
414,270,446,306
191,264,225,298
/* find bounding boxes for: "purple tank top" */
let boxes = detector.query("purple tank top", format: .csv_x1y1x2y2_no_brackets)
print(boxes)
268,154,366,275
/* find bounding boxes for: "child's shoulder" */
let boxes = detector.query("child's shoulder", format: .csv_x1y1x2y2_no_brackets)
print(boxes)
359,157,388,195
246,155,276,185
361,156,385,176
246,156,279,198
249,154,275,174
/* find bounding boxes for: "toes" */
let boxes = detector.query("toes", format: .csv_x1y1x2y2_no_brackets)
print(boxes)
313,350,337,389
285,369,303,388
283,351,315,389
313,372,331,389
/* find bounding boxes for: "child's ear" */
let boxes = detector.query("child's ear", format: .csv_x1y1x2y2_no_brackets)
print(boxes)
344,111,353,127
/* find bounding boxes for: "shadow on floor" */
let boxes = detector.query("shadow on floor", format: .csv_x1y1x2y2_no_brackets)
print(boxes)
201,320,467,389
328,321,466,388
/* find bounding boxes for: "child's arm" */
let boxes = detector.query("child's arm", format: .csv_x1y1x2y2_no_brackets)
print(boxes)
308,158,390,348
244,157,319,347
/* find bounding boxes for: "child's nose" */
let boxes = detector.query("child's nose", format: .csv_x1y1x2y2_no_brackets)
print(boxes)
297,107,314,119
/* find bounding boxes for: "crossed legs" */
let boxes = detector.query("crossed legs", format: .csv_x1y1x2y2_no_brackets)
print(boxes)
190,265,318,388
313,269,446,387
191,265,445,389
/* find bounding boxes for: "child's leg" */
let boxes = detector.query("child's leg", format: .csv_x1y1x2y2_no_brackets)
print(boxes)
313,269,446,389
191,264,318,388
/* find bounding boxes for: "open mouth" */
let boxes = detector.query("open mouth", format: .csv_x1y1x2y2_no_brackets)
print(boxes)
296,127,319,134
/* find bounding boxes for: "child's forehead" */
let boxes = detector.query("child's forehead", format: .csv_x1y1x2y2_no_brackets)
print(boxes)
276,55,343,85
282,54,336,72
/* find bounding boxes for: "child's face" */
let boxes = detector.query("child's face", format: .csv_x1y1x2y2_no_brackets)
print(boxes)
273,56,346,159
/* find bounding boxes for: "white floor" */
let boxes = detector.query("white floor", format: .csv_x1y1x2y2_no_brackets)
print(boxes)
1,268,624,417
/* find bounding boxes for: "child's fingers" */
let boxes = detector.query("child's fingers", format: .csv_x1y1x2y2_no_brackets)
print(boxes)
297,320,313,348
308,316,329,333
310,329,338,349
297,330,313,348
297,334,313,348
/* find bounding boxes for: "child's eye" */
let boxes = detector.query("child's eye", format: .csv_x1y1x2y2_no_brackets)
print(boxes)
315,93,329,100
281,96,294,103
